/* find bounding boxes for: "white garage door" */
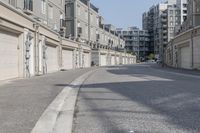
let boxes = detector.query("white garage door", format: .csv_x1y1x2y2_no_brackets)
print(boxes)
111,56,115,65
83,52,90,68
62,49,73,70
0,30,19,80
116,56,119,65
181,46,190,69
46,44,58,73
123,57,125,64
100,54,107,66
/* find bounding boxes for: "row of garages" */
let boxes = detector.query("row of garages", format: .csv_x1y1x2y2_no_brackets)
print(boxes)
0,3,136,81
0,3,91,81
92,49,136,66
165,26,200,70
0,28,91,81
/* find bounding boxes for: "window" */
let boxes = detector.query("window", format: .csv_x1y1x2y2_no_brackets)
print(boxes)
41,0,46,14
60,0,64,6
48,5,53,19
24,0,33,11
96,16,99,25
175,10,179,15
183,4,187,8
9,0,16,7
77,5,81,16
85,25,88,35
85,10,88,19
170,16,173,21
90,13,93,23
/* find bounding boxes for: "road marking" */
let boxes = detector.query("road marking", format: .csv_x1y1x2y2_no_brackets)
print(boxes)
31,70,95,133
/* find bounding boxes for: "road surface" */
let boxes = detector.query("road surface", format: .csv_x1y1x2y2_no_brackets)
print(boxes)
73,64,200,133
0,68,94,133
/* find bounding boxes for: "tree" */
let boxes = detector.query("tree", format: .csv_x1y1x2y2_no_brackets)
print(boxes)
148,53,155,60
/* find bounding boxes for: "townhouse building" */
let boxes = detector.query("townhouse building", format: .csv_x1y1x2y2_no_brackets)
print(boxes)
2,0,65,34
65,0,128,66
0,0,135,81
0,0,91,81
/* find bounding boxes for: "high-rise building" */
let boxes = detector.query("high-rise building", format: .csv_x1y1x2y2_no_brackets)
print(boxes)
142,0,188,60
117,27,150,60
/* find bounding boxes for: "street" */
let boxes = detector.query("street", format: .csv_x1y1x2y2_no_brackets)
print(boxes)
0,68,94,133
73,64,200,133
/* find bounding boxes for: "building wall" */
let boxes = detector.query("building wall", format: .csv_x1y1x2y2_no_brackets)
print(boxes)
165,26,200,70
0,0,65,32
65,0,124,51
0,1,91,80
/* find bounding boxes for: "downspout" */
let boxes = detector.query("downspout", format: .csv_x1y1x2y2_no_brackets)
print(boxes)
87,0,91,43
191,0,194,68
33,23,40,75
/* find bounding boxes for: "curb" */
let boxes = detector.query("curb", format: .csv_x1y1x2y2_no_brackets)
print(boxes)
31,70,96,133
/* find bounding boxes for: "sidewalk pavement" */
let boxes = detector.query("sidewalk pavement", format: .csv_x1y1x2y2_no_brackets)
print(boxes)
0,68,95,133
150,63,200,76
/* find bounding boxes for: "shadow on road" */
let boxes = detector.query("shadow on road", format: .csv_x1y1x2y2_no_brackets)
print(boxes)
77,64,200,132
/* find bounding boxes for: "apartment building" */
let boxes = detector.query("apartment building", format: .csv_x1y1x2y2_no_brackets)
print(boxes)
143,3,168,59
143,0,187,60
117,27,150,60
177,0,188,23
181,0,200,31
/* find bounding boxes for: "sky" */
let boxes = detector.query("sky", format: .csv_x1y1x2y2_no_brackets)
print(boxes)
91,0,164,29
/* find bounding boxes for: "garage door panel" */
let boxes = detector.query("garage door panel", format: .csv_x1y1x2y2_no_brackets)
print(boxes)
46,44,58,73
181,47,190,69
62,49,73,70
0,31,19,80
111,56,115,65
83,52,90,68
100,54,107,66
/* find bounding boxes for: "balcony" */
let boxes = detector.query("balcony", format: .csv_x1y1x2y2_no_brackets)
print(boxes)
161,18,167,22
162,36,167,39
23,0,33,15
163,30,167,34
162,24,167,28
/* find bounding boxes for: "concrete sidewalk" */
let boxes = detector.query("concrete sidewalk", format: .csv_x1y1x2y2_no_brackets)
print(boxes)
0,68,95,133
150,63,200,76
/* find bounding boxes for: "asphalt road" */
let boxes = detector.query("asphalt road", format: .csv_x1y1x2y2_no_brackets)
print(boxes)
0,68,94,133
73,64,200,133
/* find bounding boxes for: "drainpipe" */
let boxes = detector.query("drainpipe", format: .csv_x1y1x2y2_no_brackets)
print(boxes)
87,0,91,43
191,0,194,68
74,0,77,39
59,36,62,70
33,23,40,75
